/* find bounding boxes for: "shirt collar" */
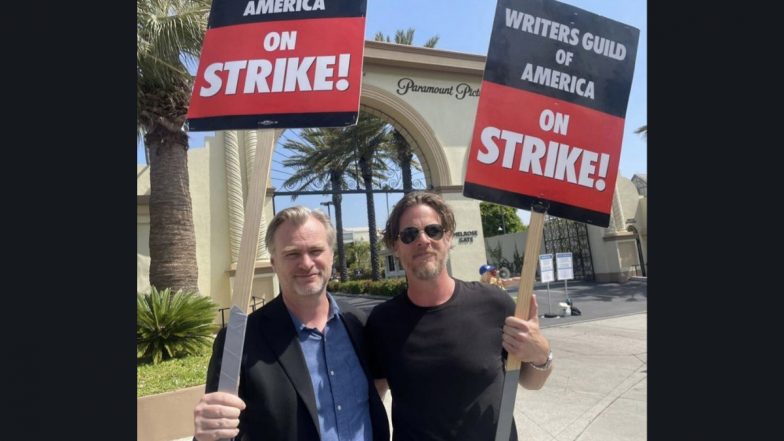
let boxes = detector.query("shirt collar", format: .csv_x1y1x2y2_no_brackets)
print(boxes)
287,292,340,332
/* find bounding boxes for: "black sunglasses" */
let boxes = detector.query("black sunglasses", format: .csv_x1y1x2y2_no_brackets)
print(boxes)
398,224,446,244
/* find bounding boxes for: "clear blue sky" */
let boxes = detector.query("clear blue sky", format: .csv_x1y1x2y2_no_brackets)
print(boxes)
137,0,646,229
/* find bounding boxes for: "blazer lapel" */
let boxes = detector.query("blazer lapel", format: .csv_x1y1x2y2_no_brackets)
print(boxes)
257,296,320,435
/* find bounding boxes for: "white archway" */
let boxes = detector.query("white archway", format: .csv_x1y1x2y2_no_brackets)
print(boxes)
359,84,450,189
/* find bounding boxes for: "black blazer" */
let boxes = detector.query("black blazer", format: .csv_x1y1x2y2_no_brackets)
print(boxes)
204,294,390,441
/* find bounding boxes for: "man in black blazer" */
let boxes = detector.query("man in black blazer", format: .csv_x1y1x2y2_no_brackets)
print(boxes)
193,206,389,441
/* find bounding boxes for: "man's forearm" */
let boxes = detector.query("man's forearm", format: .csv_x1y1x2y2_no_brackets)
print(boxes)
518,359,552,389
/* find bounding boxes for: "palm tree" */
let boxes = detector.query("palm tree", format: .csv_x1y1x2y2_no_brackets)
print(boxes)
137,0,210,293
348,112,393,281
281,114,392,282
281,128,355,281
374,28,435,193
387,130,423,194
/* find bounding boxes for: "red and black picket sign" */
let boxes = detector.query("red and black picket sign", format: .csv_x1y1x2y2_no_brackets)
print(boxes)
463,0,639,227
186,0,367,131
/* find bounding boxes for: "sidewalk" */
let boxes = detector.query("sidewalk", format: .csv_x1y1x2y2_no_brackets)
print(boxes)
379,313,648,440
513,313,646,440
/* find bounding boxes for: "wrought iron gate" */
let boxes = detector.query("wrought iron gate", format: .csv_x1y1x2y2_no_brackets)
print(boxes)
542,216,595,281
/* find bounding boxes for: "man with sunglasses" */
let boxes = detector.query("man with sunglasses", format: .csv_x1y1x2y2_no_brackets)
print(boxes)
366,191,552,440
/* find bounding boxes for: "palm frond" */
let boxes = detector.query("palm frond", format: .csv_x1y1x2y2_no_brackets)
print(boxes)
394,28,416,45
424,36,440,48
634,125,647,138
137,0,210,134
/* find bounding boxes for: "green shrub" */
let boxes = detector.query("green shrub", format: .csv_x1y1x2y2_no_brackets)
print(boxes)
137,287,219,365
328,278,407,297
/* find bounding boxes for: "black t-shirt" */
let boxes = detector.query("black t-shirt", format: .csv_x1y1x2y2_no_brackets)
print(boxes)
366,279,518,441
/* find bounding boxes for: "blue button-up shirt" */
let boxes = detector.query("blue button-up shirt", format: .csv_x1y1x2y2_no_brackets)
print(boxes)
288,294,372,441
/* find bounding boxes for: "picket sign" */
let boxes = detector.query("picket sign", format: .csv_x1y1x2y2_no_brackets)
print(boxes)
493,204,546,441
216,129,279,402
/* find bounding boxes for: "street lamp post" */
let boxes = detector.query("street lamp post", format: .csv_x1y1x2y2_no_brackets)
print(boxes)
320,201,333,221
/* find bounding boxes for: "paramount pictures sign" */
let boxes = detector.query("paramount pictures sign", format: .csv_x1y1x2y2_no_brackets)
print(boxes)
396,77,480,100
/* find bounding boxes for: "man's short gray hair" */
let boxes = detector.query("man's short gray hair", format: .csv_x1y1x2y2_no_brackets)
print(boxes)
265,206,336,255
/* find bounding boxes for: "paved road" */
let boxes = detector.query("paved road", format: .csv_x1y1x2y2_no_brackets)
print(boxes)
334,279,647,328
526,279,647,327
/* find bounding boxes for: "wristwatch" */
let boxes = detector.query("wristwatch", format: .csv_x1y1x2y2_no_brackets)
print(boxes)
528,350,553,371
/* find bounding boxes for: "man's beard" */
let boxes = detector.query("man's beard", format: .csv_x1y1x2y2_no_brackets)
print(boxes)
409,255,446,280
294,274,328,297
